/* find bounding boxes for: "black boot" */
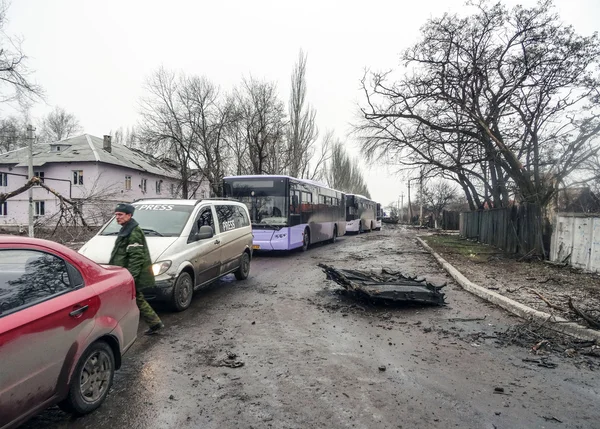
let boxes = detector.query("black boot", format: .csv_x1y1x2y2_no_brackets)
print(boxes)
144,322,164,335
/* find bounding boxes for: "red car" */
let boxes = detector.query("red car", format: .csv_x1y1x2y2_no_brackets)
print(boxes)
0,236,139,429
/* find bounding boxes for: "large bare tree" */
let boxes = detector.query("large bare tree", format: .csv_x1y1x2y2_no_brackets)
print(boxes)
287,50,319,178
38,106,82,142
325,137,371,198
236,77,287,175
0,1,42,103
357,0,600,213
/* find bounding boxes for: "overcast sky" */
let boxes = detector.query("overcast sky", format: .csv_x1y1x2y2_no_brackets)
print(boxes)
5,0,599,207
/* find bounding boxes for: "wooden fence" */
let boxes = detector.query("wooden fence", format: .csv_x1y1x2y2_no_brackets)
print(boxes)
459,203,546,255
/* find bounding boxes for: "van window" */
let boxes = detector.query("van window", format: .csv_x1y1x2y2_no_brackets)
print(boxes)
192,207,215,234
100,204,194,237
216,205,250,232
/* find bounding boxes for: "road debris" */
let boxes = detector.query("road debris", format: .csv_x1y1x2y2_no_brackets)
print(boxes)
319,264,446,306
215,352,245,368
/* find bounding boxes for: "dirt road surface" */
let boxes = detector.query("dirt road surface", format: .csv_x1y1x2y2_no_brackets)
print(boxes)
23,226,599,429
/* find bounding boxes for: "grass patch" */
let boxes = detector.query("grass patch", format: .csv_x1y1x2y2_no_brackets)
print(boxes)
422,234,501,263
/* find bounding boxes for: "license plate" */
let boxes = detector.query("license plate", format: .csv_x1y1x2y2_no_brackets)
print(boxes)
252,244,260,250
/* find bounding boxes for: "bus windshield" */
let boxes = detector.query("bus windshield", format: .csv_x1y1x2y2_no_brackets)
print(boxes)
225,179,288,226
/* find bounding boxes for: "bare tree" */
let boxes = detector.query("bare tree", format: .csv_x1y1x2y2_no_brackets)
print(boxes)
112,125,139,148
0,115,25,153
287,50,319,178
358,0,600,215
0,1,43,103
138,67,197,198
325,137,371,197
38,106,82,142
421,180,458,227
236,77,287,175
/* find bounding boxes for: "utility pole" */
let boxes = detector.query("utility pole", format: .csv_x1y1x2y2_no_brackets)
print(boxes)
400,193,404,222
407,180,413,223
26,125,35,237
419,168,424,227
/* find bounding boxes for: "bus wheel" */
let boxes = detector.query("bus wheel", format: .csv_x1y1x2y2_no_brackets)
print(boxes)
301,228,310,252
330,225,338,244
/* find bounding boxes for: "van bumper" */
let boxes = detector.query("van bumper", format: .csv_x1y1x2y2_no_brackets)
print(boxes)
140,279,175,302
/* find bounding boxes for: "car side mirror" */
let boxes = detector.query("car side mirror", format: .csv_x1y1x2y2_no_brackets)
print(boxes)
196,225,214,240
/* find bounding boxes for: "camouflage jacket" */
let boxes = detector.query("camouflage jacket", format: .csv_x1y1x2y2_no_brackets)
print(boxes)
109,218,155,289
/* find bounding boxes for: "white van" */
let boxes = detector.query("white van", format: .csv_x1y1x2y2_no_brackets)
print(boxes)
79,199,253,311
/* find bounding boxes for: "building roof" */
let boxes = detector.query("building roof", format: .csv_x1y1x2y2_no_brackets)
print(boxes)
0,134,181,179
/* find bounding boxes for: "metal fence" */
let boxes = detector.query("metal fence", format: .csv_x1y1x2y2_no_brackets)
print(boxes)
550,213,600,272
441,210,460,230
459,203,545,255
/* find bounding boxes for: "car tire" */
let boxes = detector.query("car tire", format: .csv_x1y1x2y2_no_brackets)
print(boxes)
330,225,338,243
235,252,251,280
301,228,310,252
172,272,194,312
59,341,115,416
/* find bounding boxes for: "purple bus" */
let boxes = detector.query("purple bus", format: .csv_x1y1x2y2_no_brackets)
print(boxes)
223,175,346,251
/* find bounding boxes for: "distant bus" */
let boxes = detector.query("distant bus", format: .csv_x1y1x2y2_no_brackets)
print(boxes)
375,203,383,231
345,194,377,233
223,175,346,251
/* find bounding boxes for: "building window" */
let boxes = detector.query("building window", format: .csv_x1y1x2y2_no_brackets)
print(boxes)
34,201,45,216
125,175,132,190
34,171,45,184
141,179,147,193
170,183,175,195
0,172,7,187
0,201,7,216
72,170,83,185
156,180,162,194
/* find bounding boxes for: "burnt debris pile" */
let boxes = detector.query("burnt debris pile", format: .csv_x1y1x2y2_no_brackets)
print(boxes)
319,264,446,306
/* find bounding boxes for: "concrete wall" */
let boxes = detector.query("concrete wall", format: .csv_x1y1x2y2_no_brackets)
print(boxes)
0,162,210,226
550,213,600,272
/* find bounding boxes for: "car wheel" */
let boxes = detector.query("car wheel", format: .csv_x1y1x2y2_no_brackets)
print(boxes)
59,341,115,416
330,225,338,243
301,228,310,252
235,252,251,280
172,272,193,312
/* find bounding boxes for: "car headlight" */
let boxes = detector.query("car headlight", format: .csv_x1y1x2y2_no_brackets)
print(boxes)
152,261,172,276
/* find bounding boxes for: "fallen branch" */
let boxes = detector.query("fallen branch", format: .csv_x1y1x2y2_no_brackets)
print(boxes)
568,298,600,329
528,289,565,312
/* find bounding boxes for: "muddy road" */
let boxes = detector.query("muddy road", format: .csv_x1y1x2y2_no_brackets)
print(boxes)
24,226,599,429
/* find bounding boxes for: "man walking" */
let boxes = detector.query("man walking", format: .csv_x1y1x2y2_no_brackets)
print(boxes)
109,203,164,335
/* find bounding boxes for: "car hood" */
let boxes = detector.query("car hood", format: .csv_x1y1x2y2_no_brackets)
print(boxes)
78,235,178,264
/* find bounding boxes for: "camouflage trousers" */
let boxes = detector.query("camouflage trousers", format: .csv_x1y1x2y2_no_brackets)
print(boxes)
136,289,162,327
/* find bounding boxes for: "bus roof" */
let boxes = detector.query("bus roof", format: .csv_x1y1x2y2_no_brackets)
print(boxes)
345,193,376,202
224,175,342,194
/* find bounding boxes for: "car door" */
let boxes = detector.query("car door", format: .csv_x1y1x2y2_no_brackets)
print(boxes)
0,248,98,426
187,205,222,286
215,204,250,274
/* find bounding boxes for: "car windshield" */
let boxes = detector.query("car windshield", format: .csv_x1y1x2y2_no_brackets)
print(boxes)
100,204,194,237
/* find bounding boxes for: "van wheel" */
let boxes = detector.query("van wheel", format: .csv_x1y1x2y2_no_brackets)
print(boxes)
235,252,251,280
59,341,115,416
301,228,310,251
330,225,338,243
172,272,193,312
